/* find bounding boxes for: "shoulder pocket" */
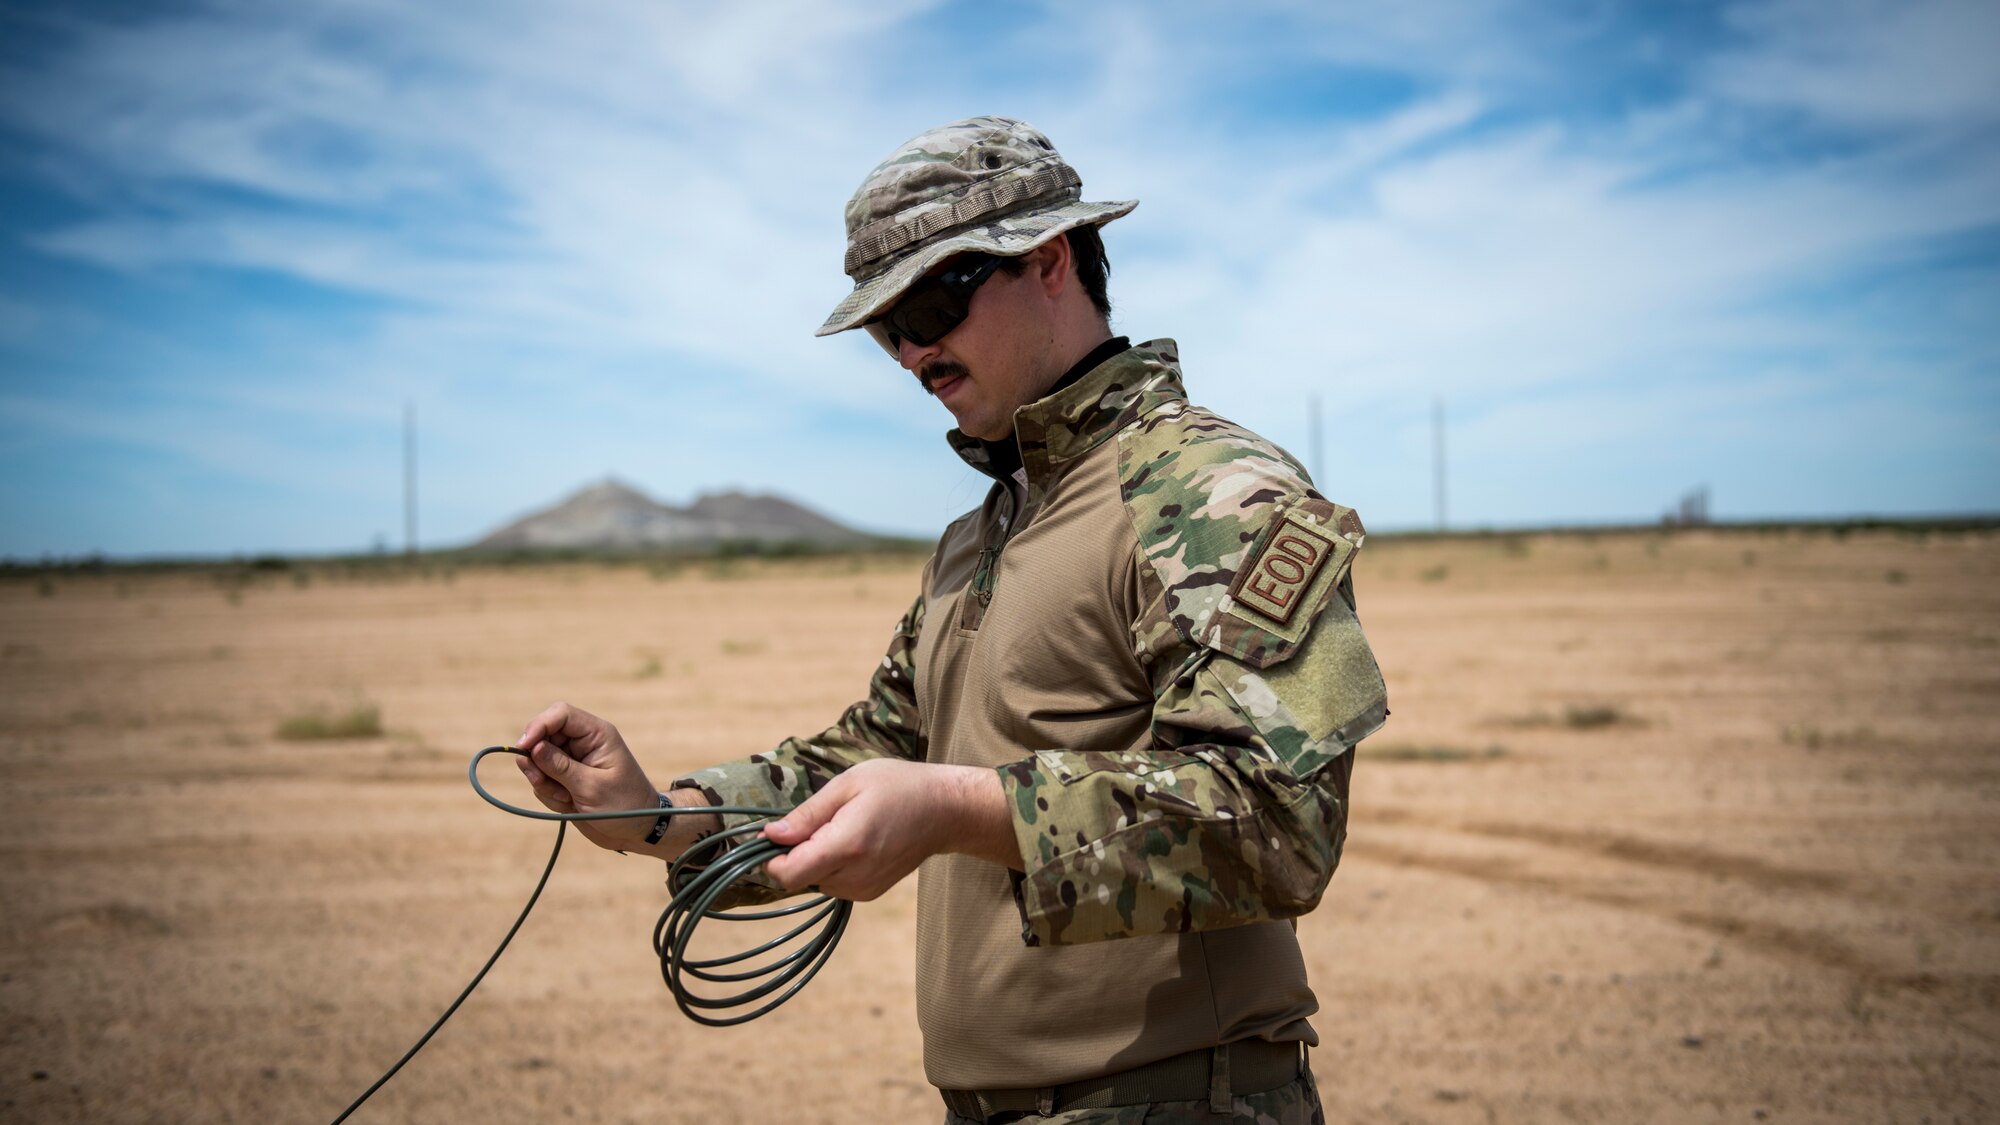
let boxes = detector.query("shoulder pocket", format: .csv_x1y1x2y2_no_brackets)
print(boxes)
1203,600,1387,782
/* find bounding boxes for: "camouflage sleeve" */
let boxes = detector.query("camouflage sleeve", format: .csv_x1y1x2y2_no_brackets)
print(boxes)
998,581,1385,945
998,411,1387,945
665,585,927,904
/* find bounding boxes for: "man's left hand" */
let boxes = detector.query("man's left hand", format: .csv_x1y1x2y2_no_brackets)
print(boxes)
761,758,1023,900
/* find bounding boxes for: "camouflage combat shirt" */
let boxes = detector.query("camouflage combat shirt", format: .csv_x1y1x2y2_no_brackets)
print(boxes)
674,339,1388,1091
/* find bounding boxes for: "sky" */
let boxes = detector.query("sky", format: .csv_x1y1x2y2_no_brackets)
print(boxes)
0,0,1995,558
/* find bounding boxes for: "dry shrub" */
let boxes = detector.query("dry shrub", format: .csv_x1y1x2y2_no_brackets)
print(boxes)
275,703,383,741
1368,743,1507,762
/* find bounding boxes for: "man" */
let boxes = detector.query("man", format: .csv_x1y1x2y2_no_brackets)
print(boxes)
512,116,1387,1123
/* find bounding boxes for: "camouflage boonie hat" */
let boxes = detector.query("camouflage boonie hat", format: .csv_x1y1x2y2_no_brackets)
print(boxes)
816,115,1138,337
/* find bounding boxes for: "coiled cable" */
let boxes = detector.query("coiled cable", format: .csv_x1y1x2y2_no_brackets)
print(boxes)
331,745,847,1123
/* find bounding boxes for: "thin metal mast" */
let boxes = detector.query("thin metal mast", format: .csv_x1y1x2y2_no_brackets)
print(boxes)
404,401,418,557
1309,394,1324,486
1432,396,1446,531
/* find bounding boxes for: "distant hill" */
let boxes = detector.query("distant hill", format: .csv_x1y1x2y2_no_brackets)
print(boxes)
472,479,874,551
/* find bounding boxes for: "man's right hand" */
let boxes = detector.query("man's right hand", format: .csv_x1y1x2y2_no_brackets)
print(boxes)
514,701,683,855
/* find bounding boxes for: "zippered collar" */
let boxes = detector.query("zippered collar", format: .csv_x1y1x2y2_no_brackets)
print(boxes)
947,337,1187,490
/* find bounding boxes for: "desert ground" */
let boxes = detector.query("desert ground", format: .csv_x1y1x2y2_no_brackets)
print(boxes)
1,528,1995,1123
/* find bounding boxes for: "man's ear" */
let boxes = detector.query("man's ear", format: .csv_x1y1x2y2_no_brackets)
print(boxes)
1031,232,1073,298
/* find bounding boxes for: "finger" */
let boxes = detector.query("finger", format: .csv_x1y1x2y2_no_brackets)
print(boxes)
517,701,576,752
514,754,546,787
761,841,822,892
514,756,576,810
764,814,864,892
515,758,578,812
530,740,584,784
533,783,578,814
763,780,849,847
552,703,606,743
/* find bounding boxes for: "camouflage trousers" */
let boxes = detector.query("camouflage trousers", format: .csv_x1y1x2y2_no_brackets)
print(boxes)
942,1067,1323,1124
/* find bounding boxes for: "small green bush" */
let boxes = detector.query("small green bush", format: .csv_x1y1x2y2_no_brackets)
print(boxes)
1563,704,1629,729
1369,743,1507,763
275,703,384,741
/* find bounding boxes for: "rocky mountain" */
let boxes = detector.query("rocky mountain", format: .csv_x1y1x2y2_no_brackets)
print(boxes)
473,479,872,551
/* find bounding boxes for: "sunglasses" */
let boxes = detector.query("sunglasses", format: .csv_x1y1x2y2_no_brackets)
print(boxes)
864,253,1005,358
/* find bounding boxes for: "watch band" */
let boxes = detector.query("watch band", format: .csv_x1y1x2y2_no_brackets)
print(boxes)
642,791,673,845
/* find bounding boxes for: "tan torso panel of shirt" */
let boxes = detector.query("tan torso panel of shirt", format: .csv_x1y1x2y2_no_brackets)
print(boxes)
911,417,1315,1090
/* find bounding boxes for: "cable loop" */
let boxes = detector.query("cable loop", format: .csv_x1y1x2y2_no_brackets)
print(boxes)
334,747,848,1122
465,746,850,1026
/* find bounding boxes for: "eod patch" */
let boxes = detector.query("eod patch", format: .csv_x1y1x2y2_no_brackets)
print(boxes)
1201,497,1364,668
1229,514,1337,626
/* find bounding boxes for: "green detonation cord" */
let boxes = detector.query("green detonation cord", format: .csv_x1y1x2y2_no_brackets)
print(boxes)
330,746,850,1124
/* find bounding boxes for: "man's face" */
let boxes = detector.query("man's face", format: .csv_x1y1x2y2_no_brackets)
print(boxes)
887,250,1060,442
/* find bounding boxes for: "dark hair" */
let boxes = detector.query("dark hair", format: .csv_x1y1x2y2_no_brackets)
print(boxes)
998,225,1113,321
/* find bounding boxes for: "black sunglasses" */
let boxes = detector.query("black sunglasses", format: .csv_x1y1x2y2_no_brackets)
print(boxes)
865,253,1006,358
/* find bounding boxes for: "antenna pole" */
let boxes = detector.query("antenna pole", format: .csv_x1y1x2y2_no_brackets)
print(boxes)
1309,394,1324,487
1432,396,1446,532
404,401,418,557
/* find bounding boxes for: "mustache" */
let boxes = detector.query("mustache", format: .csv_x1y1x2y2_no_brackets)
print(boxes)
917,361,969,396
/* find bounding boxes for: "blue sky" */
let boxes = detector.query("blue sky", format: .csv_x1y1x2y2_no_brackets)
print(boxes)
1,0,1995,558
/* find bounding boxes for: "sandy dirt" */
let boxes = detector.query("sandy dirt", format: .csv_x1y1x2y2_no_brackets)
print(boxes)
1,529,1995,1123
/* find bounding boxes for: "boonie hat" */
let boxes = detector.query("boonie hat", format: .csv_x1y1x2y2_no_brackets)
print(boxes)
817,115,1137,337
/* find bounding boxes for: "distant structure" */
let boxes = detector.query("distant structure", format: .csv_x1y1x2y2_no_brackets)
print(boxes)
1663,485,1712,527
1309,394,1324,486
403,401,418,557
1432,397,1447,532
473,479,874,551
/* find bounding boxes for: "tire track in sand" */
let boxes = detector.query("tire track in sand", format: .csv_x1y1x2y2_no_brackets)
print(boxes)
1348,809,1971,996
1364,806,1856,896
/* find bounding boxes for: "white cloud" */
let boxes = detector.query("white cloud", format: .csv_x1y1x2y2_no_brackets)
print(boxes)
1706,0,2000,131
